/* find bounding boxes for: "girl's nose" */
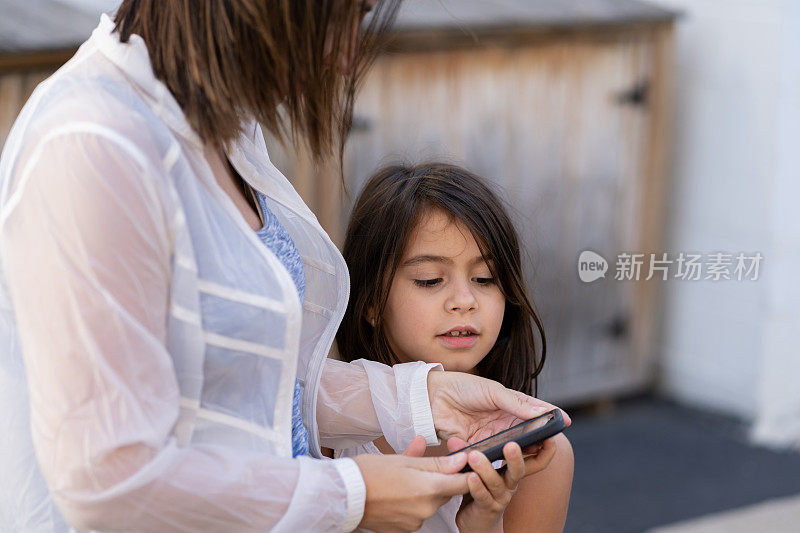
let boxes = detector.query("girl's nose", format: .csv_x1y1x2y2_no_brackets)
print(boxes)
446,282,478,313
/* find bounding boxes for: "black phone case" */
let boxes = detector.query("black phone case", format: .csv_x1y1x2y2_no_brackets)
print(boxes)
448,409,565,473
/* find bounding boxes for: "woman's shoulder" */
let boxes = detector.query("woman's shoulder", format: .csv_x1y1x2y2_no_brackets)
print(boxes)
17,60,171,164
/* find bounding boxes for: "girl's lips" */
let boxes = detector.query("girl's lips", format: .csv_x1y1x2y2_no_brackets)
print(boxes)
437,333,479,349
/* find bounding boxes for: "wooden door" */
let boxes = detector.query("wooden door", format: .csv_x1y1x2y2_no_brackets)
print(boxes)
273,29,673,406
345,39,656,404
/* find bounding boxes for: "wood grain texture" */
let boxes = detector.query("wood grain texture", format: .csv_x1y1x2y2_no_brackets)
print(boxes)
285,27,675,406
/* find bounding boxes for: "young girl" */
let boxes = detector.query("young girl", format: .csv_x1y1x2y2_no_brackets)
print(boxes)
330,163,574,532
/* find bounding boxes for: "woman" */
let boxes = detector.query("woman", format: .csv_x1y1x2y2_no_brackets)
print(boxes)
0,1,569,531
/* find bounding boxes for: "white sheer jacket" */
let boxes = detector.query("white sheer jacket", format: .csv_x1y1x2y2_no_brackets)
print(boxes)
0,14,440,533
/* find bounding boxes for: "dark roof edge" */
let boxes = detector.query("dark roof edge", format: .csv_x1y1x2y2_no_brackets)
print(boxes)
0,48,78,73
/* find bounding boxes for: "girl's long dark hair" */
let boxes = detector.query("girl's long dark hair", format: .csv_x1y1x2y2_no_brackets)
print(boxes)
336,163,546,396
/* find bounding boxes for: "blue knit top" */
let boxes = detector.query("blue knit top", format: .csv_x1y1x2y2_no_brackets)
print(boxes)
253,191,309,457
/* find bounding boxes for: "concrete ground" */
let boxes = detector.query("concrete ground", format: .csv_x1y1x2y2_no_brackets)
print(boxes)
648,494,800,533
562,394,800,533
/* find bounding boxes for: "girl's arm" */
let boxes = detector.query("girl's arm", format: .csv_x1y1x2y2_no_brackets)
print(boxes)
503,433,574,533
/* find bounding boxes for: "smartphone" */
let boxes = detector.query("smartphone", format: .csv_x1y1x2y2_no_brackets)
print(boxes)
446,409,565,473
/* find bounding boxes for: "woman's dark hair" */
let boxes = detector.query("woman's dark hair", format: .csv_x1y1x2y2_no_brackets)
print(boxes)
336,163,546,396
114,0,401,158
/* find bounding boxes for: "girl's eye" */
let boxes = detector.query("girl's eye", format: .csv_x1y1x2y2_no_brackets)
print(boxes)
414,278,442,288
474,277,495,285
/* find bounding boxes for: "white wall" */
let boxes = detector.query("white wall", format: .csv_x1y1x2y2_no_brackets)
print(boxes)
654,0,800,448
752,3,800,447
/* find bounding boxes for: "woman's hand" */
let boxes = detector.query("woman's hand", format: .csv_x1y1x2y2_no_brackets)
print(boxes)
455,442,527,533
427,371,571,445
354,437,470,533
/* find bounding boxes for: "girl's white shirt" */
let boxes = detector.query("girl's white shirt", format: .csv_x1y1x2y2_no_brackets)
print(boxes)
0,14,441,533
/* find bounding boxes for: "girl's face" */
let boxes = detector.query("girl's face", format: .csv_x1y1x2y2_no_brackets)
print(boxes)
380,208,506,373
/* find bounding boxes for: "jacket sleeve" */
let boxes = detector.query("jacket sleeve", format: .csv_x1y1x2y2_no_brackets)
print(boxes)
0,127,364,532
317,358,442,452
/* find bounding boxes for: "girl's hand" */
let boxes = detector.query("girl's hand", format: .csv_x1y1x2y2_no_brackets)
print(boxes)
455,442,526,533
427,371,571,446
354,438,470,533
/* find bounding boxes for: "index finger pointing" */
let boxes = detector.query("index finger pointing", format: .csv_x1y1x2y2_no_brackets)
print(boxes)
429,471,471,497
406,452,468,474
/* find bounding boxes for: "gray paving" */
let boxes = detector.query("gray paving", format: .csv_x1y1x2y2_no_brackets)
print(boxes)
562,394,800,533
648,494,800,533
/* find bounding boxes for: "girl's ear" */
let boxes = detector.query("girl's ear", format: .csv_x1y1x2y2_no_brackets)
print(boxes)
364,306,376,327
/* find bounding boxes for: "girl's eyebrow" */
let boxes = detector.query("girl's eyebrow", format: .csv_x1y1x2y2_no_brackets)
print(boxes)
402,255,489,267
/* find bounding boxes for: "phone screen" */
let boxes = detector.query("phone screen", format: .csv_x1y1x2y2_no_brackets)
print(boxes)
454,410,557,455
